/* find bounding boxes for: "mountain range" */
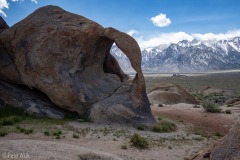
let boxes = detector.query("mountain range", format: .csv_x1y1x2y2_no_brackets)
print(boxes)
110,37,240,73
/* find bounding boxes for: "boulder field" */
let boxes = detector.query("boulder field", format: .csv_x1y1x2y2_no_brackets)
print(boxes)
0,5,155,125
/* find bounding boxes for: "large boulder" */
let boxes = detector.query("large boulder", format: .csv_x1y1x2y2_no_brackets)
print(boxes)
0,5,155,125
148,83,198,105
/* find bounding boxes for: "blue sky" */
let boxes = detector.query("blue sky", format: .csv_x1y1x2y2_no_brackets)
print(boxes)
1,0,240,48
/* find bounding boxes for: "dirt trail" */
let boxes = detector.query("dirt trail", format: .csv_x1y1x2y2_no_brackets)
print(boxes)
0,139,123,160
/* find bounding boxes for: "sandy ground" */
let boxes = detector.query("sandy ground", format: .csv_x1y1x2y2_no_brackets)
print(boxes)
1,103,236,160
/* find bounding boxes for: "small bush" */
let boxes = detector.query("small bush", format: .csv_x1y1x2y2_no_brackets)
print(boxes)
16,125,21,130
130,134,149,149
1,118,14,126
56,135,61,139
225,110,231,114
137,124,145,131
53,130,62,136
202,101,221,113
0,130,8,137
72,133,79,139
44,131,50,136
157,117,162,121
19,128,26,133
121,144,127,150
158,104,163,107
152,121,176,133
24,129,33,135
16,126,33,134
0,116,23,126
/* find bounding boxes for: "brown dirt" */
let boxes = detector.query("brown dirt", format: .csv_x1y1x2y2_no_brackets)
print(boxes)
152,104,233,137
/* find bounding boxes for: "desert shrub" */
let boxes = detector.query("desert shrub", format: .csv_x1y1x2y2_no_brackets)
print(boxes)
121,144,127,150
0,129,8,137
194,93,204,101
16,126,33,134
53,130,62,137
202,101,221,113
130,134,149,149
158,103,163,107
0,116,23,126
24,128,33,134
225,109,231,114
136,124,145,131
72,133,79,139
44,131,50,136
152,121,176,133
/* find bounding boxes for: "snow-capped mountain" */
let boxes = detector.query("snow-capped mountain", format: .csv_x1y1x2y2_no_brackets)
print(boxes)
110,37,240,73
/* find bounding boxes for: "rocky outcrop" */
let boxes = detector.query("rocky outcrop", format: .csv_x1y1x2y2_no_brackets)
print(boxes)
148,83,198,105
0,80,69,119
0,16,9,33
210,121,240,160
0,5,155,124
225,98,240,105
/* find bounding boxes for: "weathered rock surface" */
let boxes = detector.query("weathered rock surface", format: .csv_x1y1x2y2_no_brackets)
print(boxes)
0,16,9,33
0,80,70,119
0,5,154,124
148,83,198,105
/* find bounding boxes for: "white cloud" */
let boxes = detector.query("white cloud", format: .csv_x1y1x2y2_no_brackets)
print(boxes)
0,0,9,17
130,29,240,49
137,32,193,48
192,30,240,41
150,13,171,27
0,0,37,17
126,29,138,37
31,0,37,4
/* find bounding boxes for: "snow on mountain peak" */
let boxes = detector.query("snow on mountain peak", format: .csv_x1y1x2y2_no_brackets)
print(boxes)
110,36,240,73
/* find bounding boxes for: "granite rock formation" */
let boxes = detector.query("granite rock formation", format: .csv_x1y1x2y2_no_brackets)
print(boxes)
210,118,240,160
0,5,155,124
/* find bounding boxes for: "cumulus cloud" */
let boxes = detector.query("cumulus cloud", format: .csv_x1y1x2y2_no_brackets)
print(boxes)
129,29,240,49
0,0,9,17
150,13,171,27
192,30,240,41
0,0,37,17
